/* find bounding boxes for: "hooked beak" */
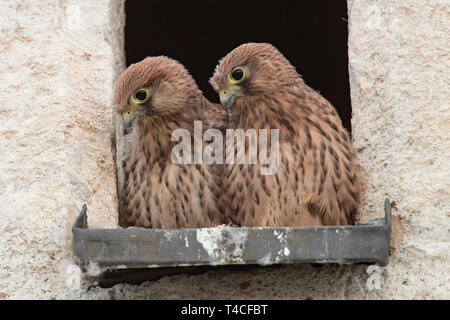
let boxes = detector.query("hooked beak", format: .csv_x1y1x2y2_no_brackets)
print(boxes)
123,111,139,129
122,104,140,130
219,90,237,109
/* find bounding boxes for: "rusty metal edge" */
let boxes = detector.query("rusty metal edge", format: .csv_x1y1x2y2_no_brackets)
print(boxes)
72,199,391,271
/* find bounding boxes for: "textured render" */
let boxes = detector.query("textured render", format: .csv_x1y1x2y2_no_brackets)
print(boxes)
0,0,449,299
0,0,125,299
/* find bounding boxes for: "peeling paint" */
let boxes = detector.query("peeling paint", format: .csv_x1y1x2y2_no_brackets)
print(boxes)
196,227,222,259
163,231,175,242
195,226,248,264
184,234,189,247
273,229,290,263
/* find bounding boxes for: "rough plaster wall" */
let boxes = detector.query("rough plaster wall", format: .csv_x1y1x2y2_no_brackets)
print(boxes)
0,0,125,299
0,0,448,299
345,0,450,297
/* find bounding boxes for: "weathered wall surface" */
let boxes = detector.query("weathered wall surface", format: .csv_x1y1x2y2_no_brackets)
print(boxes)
0,0,125,299
0,0,448,299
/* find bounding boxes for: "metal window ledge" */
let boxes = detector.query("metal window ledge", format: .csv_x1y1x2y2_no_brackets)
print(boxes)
72,199,391,287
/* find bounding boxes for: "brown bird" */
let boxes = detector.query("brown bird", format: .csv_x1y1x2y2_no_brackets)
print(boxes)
113,56,227,229
209,43,360,227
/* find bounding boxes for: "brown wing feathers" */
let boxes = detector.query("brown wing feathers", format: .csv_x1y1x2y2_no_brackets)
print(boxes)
115,57,226,229
114,44,359,229
210,43,360,227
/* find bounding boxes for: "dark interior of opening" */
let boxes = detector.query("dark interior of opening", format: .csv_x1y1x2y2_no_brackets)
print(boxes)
125,1,351,131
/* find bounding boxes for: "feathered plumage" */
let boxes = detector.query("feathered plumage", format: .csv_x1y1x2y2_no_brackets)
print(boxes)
114,56,227,228
210,43,360,226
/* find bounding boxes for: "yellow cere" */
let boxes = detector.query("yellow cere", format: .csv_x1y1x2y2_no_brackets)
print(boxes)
123,110,134,118
219,90,229,98
122,104,139,118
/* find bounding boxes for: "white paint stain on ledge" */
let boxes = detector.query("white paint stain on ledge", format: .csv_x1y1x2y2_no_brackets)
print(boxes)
196,227,222,260
196,226,248,264
273,229,290,263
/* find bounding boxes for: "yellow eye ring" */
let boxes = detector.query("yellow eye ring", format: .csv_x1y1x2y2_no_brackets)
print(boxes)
229,67,245,84
131,88,150,104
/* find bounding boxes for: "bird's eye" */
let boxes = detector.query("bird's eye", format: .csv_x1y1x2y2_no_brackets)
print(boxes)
131,88,150,104
229,67,245,83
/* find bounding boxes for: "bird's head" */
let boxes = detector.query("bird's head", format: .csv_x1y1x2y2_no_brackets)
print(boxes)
209,43,300,111
113,56,203,129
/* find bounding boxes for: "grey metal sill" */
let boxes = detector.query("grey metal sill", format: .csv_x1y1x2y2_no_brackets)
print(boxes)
72,199,391,286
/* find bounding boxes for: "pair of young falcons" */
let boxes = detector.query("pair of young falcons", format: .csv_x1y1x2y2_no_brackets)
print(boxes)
114,43,360,229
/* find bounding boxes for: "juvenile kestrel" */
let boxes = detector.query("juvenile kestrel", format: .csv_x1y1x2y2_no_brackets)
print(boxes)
210,43,360,227
113,56,227,229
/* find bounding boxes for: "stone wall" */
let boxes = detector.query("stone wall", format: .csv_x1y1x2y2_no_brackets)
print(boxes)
0,0,448,299
0,0,124,299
